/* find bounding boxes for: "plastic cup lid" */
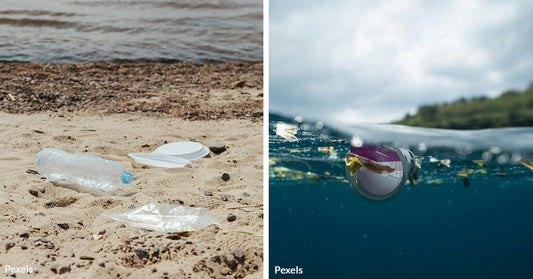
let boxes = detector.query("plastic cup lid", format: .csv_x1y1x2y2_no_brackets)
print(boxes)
174,146,210,160
153,141,204,156
128,153,191,168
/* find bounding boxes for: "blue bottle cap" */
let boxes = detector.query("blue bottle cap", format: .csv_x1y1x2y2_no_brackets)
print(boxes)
121,172,133,184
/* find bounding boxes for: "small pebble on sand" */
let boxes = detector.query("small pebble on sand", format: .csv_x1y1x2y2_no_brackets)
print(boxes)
227,213,237,222
232,247,245,262
209,143,227,154
221,173,230,182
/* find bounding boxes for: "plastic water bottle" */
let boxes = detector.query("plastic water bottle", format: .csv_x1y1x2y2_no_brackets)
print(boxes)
35,148,133,191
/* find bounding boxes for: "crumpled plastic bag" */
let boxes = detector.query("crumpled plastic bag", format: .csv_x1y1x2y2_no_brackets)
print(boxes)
104,203,219,232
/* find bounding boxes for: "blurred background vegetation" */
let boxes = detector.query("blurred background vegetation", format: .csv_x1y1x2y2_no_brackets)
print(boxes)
392,83,533,129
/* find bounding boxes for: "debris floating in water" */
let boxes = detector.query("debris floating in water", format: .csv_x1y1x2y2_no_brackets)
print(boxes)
318,146,334,153
345,153,363,177
270,166,318,181
318,146,338,159
519,159,533,172
429,156,451,168
270,115,533,196
276,123,299,142
457,169,487,177
269,165,345,184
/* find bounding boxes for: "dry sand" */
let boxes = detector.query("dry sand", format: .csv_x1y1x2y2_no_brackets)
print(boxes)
0,62,263,278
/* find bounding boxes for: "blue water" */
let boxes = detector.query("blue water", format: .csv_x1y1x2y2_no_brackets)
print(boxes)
270,114,533,278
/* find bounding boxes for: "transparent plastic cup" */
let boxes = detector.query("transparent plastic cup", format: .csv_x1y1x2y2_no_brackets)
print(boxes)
345,145,415,202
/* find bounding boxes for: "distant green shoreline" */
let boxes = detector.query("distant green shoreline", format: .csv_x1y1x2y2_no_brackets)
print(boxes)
392,83,533,129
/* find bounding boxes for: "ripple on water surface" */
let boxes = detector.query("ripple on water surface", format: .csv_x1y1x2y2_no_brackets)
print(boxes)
0,0,263,63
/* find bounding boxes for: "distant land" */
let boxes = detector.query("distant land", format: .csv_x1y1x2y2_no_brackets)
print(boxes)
392,83,533,129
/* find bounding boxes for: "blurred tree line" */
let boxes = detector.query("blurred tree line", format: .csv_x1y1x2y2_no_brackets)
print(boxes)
392,83,533,129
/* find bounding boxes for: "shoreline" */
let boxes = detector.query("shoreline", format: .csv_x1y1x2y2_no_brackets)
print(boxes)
0,61,263,121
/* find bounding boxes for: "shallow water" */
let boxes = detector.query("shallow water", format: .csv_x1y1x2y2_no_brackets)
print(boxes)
270,113,533,278
0,0,262,63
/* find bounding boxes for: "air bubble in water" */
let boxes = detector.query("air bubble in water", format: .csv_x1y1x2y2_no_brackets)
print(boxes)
418,142,427,153
316,121,324,129
351,136,363,147
294,116,303,123
511,153,522,163
482,151,493,161
457,145,473,156
497,154,509,164
489,146,502,155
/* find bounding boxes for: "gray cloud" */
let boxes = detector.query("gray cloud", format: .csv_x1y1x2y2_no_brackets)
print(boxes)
270,0,533,124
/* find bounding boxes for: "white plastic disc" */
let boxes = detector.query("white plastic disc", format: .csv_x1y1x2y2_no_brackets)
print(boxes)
153,142,209,160
153,141,203,156
173,146,210,160
128,153,191,168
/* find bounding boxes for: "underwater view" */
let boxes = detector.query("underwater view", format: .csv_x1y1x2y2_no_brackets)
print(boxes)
269,113,533,278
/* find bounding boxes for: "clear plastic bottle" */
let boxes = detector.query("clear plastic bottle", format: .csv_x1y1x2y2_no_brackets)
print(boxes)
35,148,133,191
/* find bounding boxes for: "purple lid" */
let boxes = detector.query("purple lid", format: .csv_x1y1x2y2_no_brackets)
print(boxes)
350,145,399,162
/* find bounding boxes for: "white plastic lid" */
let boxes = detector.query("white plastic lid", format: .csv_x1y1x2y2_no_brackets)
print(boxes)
153,141,204,156
128,153,191,168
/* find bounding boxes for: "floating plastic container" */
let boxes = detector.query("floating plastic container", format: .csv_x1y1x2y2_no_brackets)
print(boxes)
345,145,415,202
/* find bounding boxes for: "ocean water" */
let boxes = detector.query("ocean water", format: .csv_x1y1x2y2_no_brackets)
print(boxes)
269,114,533,278
0,0,262,63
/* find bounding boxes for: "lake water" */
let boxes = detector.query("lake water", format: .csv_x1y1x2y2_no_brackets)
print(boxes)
0,0,262,63
270,113,533,278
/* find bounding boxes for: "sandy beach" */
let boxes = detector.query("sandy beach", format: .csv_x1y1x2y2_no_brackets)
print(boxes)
0,62,263,278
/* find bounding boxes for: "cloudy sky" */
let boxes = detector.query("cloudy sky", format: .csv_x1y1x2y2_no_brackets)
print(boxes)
270,0,533,125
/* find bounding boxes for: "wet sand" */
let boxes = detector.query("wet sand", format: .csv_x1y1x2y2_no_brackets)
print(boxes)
0,62,263,120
